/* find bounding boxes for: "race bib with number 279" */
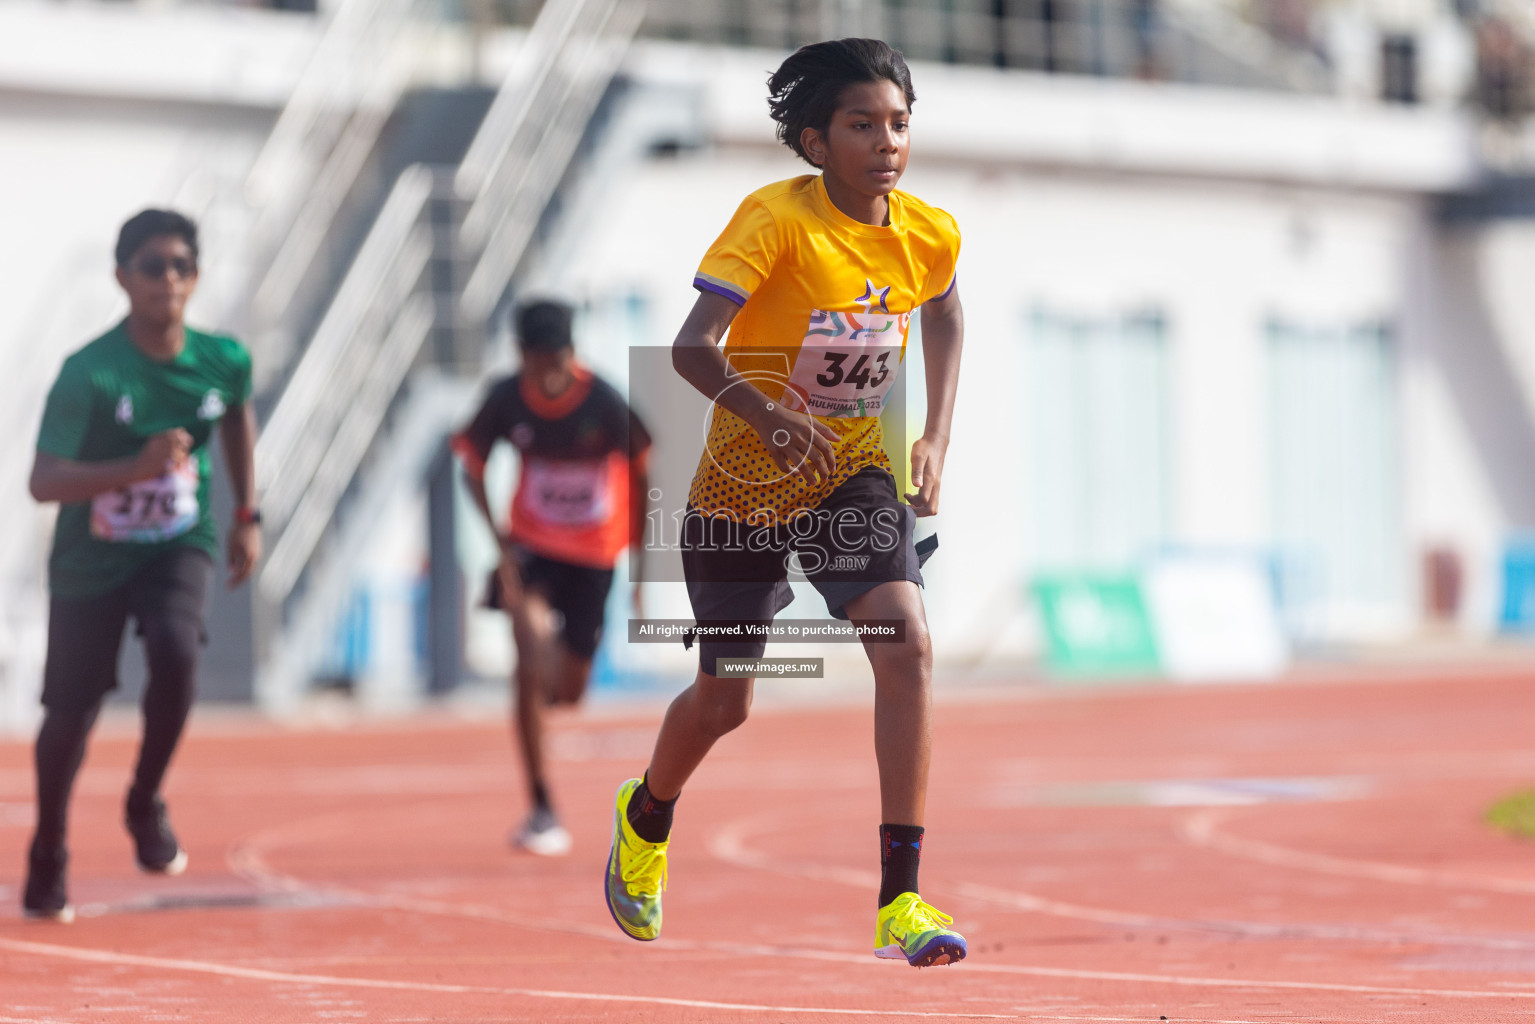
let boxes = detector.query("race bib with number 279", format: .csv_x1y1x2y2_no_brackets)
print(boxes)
90,460,200,543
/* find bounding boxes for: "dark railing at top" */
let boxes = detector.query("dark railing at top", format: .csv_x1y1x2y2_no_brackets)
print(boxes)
483,0,1332,93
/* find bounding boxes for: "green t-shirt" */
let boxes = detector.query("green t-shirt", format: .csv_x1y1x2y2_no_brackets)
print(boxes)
36,320,253,599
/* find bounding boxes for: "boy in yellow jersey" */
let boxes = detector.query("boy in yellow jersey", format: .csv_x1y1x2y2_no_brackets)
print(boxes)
606,38,967,967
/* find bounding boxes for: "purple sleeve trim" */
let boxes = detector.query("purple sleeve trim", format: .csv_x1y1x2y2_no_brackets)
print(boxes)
934,275,957,302
694,277,748,307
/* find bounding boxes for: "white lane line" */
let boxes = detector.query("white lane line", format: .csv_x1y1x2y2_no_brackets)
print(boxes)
41,893,1461,1014
710,810,1535,952
709,812,1200,933
945,958,1535,1000
701,920,1535,1002
229,792,1535,975
1181,807,1535,895
948,876,1535,951
1021,1018,1274,1024
231,805,1330,1013
0,936,1016,1019
705,812,1535,1001
0,802,34,827
225,795,1535,1005
226,815,646,948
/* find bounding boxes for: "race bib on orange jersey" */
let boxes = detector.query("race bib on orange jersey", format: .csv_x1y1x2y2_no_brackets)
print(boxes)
788,309,908,418
522,457,610,526
90,460,200,543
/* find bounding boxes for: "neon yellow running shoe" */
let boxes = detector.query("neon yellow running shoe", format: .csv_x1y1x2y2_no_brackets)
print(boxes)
604,778,668,941
874,892,968,967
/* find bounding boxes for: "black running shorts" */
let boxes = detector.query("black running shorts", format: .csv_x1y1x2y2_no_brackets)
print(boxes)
41,546,213,716
681,467,936,676
487,547,615,660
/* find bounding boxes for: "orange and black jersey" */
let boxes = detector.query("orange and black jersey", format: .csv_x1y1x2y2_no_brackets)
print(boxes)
452,364,651,569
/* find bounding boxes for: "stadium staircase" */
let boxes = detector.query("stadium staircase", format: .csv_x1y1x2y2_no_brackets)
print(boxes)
249,0,641,713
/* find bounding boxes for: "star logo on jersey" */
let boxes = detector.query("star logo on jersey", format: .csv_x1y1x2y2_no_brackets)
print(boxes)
116,395,133,425
196,389,226,421
855,279,892,315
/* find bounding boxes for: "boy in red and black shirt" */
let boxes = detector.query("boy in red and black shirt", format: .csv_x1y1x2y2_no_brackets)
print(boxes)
453,300,650,855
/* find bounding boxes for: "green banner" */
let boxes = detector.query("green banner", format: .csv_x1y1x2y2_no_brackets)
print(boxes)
1032,574,1160,676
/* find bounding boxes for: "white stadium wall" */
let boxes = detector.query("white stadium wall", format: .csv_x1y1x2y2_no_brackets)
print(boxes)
548,43,1515,673
4,6,1535,709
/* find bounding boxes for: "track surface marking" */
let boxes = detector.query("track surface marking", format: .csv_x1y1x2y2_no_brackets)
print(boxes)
4,670,1535,1021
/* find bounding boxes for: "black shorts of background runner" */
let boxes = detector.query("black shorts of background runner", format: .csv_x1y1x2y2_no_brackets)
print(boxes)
486,546,615,660
42,546,212,716
681,467,937,676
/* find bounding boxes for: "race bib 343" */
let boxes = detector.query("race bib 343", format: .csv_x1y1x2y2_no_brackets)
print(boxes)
788,309,908,418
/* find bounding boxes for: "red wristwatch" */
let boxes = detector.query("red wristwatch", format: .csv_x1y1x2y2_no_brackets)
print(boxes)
235,506,263,525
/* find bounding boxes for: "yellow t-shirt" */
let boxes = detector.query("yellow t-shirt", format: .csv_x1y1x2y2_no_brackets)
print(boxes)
688,174,960,522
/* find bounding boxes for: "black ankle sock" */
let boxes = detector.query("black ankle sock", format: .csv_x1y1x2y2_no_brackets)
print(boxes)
530,780,552,814
878,824,924,908
126,784,155,816
626,775,677,844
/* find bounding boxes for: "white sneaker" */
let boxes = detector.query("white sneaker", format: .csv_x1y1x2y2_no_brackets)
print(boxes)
511,808,573,857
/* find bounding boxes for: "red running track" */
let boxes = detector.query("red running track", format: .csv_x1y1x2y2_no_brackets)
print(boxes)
5,668,1535,1022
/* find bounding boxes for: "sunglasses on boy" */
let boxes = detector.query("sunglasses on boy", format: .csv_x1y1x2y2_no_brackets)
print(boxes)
130,256,197,280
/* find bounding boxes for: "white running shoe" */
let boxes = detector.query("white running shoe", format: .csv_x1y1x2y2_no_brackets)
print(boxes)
511,808,573,856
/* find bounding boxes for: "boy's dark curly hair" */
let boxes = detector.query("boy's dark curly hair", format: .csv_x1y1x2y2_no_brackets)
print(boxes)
767,38,916,167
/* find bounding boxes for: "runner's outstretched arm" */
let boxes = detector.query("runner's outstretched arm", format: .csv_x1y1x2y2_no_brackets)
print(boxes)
29,429,192,504
220,402,261,587
907,285,963,517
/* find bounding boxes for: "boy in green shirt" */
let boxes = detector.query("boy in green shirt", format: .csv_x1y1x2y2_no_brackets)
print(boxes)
23,209,262,922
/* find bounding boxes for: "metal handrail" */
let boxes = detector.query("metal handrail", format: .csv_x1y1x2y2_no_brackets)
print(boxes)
1161,0,1331,94
260,289,438,599
254,0,639,622
243,0,415,244
244,0,379,209
634,0,1334,92
250,161,442,718
255,164,437,531
456,0,590,196
241,0,425,381
460,0,643,320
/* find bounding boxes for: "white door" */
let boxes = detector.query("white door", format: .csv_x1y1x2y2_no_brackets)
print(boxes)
1267,319,1402,638
1027,308,1170,572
